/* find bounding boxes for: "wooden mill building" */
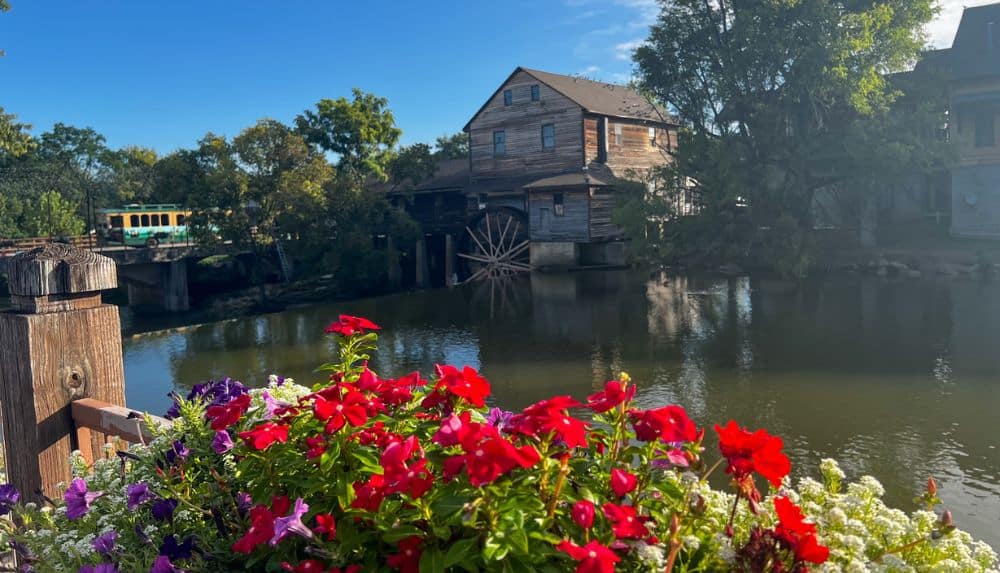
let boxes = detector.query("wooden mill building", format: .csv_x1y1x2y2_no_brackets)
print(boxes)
387,66,679,283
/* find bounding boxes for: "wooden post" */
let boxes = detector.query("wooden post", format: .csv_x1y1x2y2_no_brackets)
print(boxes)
0,244,126,499
445,233,456,287
415,236,429,289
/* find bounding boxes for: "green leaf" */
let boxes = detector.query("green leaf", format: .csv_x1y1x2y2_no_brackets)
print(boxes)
418,545,445,573
443,537,479,568
382,526,425,543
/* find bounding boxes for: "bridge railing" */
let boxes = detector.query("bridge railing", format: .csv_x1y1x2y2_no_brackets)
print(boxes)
0,243,138,498
0,235,95,257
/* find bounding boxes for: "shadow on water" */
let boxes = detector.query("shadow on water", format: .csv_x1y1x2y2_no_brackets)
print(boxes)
123,269,1000,546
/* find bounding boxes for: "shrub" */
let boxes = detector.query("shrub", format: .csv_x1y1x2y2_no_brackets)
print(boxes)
1,317,995,572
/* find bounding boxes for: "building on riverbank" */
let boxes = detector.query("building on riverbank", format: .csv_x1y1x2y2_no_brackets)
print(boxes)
384,67,681,281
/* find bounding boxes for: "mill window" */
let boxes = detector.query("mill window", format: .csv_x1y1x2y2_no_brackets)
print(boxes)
503,89,512,106
541,124,555,150
648,127,656,146
553,192,565,217
493,130,506,155
531,84,540,101
614,123,622,145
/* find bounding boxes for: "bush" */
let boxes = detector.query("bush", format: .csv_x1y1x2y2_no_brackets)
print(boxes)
2,317,995,572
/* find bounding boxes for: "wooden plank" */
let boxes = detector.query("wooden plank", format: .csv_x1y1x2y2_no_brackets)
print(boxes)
0,245,126,499
71,399,172,444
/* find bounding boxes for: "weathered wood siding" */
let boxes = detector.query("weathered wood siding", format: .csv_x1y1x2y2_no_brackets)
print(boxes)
589,189,620,240
529,190,590,242
469,70,584,178
584,116,675,178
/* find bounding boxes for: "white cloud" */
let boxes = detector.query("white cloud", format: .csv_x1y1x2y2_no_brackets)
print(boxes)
578,65,603,76
614,38,646,60
927,0,995,48
614,0,659,27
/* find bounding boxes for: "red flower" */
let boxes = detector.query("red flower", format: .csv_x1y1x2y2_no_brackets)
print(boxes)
586,380,636,413
610,468,638,498
508,396,589,449
206,394,252,431
281,559,326,573
233,505,275,554
381,436,434,500
601,503,649,539
240,422,289,451
715,421,791,488
304,436,327,459
436,364,491,407
313,513,336,541
325,315,380,337
351,474,386,512
444,423,541,486
314,391,369,434
556,540,620,573
629,405,697,443
571,500,596,529
774,497,830,564
386,536,422,573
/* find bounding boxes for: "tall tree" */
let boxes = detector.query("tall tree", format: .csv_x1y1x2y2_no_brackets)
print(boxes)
633,0,946,275
107,145,158,203
0,107,34,157
389,143,436,186
295,89,401,182
434,132,469,159
25,190,85,237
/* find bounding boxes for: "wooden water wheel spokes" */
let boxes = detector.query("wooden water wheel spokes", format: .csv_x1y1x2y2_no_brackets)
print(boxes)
458,208,531,283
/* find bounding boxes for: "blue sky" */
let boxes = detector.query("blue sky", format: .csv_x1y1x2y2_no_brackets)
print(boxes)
0,0,971,154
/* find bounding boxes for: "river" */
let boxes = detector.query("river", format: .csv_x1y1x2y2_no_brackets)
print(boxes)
122,269,1000,546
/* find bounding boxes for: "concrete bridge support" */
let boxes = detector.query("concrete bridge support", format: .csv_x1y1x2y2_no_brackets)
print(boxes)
119,260,190,313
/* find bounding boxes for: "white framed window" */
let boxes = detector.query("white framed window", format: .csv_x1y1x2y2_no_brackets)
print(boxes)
542,124,555,150
648,127,656,146
614,123,622,145
493,130,506,155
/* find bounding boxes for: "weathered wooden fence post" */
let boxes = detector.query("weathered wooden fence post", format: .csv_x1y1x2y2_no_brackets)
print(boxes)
0,244,126,499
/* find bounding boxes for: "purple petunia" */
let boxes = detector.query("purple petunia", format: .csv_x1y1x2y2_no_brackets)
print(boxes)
270,497,313,546
78,564,118,573
0,484,20,516
235,492,252,516
158,534,194,560
164,441,190,465
126,482,153,510
151,498,178,522
486,407,514,431
211,430,234,454
149,556,183,573
92,530,117,555
64,479,103,521
261,391,291,419
165,378,248,419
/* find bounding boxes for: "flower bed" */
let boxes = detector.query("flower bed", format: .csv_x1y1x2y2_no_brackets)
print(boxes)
2,316,996,572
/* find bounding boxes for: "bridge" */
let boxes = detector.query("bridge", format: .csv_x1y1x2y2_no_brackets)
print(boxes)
1,237,233,312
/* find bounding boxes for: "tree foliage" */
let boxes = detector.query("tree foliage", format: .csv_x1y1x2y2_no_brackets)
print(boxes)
434,131,469,159
632,0,948,275
389,142,436,186
295,89,402,182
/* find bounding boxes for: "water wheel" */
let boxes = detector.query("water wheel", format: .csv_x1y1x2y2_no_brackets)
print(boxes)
458,207,531,283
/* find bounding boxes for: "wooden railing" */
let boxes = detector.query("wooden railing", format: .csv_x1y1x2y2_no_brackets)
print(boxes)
0,235,94,257
0,243,139,498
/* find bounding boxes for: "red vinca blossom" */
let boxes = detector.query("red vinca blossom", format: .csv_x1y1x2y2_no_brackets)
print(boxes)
715,421,791,488
557,540,621,573
232,505,275,554
385,536,422,573
586,380,636,413
206,393,252,431
507,396,589,449
313,513,336,541
351,474,386,512
629,405,698,443
313,391,369,434
571,500,596,529
381,436,434,500
773,497,830,565
240,422,289,451
601,503,649,540
324,315,380,337
610,468,638,498
435,364,492,408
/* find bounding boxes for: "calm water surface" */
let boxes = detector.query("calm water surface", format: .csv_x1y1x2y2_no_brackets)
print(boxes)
123,270,1000,546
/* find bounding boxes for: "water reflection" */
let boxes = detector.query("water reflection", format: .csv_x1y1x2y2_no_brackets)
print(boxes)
124,270,1000,546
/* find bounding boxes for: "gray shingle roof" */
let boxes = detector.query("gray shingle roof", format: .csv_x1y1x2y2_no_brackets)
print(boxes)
941,3,1000,81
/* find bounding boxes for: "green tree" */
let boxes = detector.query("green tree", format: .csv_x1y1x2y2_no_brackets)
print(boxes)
25,190,85,237
152,149,209,205
434,132,468,159
295,89,402,182
0,107,34,157
106,145,158,203
389,142,436,186
633,0,946,275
